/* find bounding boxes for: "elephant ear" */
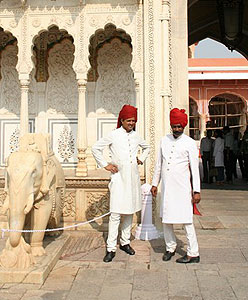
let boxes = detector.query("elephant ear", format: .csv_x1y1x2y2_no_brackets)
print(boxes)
8,153,36,194
46,156,65,229
2,158,10,214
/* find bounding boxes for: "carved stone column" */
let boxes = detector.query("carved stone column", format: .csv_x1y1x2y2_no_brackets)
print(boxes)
76,79,88,177
36,83,47,133
20,79,30,137
85,82,97,171
160,0,172,134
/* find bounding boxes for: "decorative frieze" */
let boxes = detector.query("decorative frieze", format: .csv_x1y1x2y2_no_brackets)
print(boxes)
65,177,110,189
146,0,156,181
63,190,76,218
85,191,109,220
0,190,6,209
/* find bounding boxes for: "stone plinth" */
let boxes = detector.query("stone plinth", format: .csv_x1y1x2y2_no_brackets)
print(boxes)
0,233,70,284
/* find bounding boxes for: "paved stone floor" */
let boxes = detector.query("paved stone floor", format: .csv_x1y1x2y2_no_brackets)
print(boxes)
0,179,248,300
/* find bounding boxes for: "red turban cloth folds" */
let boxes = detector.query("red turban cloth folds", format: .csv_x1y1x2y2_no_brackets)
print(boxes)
117,105,137,128
170,108,188,128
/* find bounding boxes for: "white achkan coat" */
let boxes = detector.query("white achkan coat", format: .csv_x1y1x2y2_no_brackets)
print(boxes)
92,126,150,214
152,134,200,224
213,137,224,167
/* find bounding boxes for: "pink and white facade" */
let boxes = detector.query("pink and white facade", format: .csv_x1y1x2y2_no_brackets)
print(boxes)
189,58,248,141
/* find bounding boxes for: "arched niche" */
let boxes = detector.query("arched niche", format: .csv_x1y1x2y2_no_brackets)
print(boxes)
32,25,78,115
87,23,135,115
88,23,132,83
0,27,20,115
33,25,74,83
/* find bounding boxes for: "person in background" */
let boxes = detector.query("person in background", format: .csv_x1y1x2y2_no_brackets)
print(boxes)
200,130,214,183
233,131,245,179
223,126,234,183
241,126,248,182
213,129,225,185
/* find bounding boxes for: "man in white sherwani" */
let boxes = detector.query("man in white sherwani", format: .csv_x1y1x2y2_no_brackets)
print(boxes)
92,105,150,263
151,108,201,264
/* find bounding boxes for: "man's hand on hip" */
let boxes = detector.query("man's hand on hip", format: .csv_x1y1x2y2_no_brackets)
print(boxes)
151,186,158,197
192,192,201,204
104,164,119,174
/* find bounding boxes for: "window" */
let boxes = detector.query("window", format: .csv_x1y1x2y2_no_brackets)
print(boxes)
208,94,245,130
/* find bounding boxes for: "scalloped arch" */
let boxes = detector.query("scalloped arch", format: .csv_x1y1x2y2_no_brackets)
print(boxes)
32,25,74,82
87,23,132,82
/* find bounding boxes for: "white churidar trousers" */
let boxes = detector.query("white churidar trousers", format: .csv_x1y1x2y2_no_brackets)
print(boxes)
107,213,133,252
163,223,199,257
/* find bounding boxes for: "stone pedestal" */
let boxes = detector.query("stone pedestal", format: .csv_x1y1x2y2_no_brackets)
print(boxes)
0,234,70,284
135,183,159,240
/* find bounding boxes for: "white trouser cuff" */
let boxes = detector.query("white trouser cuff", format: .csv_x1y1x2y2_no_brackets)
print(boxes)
163,223,199,256
107,213,133,252
184,223,199,256
163,223,177,253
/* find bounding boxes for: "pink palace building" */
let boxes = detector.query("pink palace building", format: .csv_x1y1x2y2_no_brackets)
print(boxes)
188,57,248,142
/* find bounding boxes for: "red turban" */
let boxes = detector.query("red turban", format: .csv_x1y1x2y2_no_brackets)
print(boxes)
117,105,137,128
170,108,188,128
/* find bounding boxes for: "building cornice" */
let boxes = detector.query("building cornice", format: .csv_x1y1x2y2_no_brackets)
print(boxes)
189,73,248,80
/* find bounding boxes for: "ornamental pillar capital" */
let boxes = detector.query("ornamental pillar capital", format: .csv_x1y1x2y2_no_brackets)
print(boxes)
19,79,30,88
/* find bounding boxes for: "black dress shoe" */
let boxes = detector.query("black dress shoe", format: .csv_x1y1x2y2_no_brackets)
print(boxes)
162,251,175,261
176,254,200,264
103,251,115,263
120,244,135,255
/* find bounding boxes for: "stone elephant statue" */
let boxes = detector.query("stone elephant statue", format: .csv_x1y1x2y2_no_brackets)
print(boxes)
0,133,65,269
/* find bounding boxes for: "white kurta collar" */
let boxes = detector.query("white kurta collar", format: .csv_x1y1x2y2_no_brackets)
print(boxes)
120,126,134,135
171,133,184,141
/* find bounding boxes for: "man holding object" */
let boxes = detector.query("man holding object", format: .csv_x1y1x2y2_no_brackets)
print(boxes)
151,108,201,263
92,105,150,263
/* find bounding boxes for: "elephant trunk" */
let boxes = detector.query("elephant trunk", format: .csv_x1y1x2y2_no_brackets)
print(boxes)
9,213,26,248
9,192,34,248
